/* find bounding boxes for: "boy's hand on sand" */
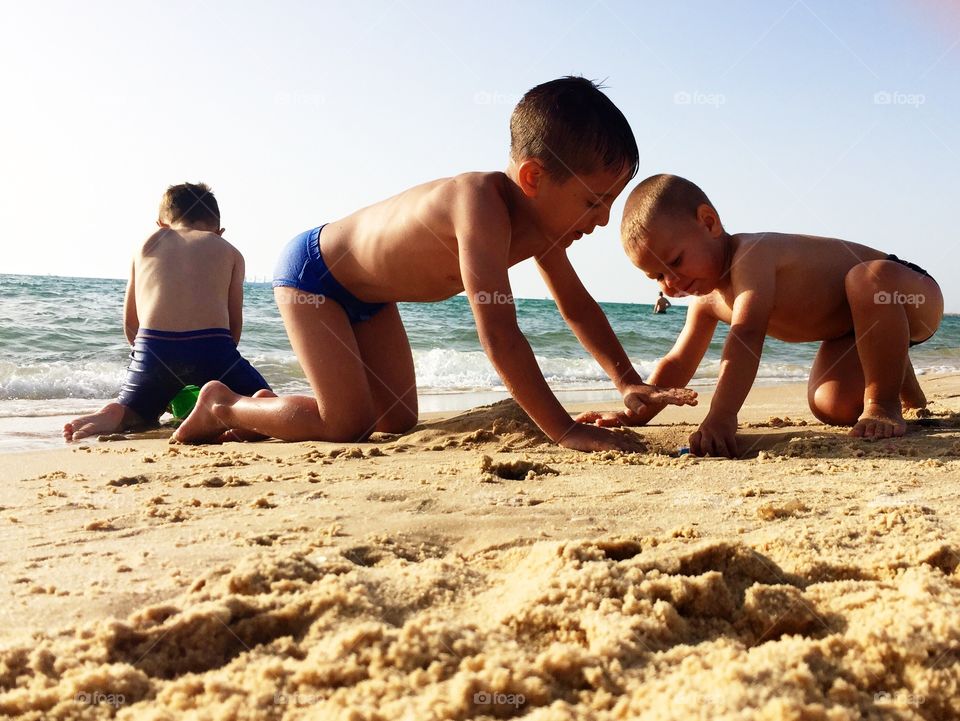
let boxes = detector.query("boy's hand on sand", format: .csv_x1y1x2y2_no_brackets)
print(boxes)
578,384,697,427
575,408,649,428
622,383,697,415
689,411,739,458
558,424,645,453
574,384,697,428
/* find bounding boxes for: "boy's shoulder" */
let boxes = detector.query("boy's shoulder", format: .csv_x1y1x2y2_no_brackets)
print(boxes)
137,228,240,261
440,171,510,200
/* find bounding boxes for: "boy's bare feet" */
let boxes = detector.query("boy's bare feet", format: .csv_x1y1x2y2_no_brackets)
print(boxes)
63,403,127,441
215,389,276,442
851,401,906,440
172,381,238,444
899,363,927,410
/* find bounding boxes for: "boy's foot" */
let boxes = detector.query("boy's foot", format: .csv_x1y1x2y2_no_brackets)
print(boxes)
900,365,927,410
215,389,276,442
850,401,906,440
172,382,237,444
63,403,126,441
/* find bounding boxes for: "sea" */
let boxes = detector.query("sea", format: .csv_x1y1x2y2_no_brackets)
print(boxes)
1,273,958,452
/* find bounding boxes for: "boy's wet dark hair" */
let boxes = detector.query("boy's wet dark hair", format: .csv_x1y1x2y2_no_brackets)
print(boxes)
510,77,639,182
621,174,715,252
159,182,221,229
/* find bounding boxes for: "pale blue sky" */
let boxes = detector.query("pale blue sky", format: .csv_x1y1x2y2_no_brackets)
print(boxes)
1,1,957,310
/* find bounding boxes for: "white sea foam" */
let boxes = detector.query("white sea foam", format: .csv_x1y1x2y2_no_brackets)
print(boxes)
0,360,124,402
6,349,942,413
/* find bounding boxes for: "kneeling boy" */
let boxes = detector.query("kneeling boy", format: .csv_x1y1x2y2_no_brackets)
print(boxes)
174,79,697,451
63,183,271,441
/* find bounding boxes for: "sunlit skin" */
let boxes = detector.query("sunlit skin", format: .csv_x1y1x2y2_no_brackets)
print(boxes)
63,218,247,442
174,162,698,451
577,201,944,457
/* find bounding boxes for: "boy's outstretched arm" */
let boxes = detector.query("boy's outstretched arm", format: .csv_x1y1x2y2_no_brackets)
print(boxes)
454,185,638,452
690,262,775,458
123,260,139,345
577,296,718,427
536,248,698,416
228,250,245,345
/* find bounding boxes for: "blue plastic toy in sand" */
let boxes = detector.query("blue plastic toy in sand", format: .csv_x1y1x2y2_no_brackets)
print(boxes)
168,385,201,420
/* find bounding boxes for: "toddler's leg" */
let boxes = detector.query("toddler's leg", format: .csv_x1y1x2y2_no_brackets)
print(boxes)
844,260,943,439
808,335,864,427
899,361,927,411
809,340,930,430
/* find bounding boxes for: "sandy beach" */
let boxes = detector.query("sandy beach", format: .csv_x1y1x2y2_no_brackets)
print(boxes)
1,376,958,720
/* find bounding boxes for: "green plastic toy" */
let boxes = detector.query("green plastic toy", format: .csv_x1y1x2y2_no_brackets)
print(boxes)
168,385,201,420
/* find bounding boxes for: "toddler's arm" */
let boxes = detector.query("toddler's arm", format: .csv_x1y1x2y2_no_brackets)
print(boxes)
537,248,697,414
690,259,775,457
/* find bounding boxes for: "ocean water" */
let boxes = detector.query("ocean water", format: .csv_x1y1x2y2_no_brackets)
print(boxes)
1,273,958,449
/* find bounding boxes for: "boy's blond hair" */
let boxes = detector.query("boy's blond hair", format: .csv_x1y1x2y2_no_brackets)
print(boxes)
621,174,714,258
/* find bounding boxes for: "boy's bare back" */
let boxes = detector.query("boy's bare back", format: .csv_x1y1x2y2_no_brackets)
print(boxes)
64,182,270,443
131,228,244,336
688,233,888,341
317,172,556,304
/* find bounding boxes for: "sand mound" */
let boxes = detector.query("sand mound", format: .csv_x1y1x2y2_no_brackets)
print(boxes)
393,399,553,452
2,533,958,720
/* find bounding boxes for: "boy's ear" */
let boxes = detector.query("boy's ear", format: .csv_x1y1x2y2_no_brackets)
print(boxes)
516,159,545,198
697,204,724,237
157,219,170,228
217,227,225,236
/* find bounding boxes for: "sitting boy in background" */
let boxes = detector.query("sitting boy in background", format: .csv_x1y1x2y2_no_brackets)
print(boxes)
578,174,943,457
63,183,271,441
173,78,696,451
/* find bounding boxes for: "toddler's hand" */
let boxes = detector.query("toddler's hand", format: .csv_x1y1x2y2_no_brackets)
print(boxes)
689,411,739,458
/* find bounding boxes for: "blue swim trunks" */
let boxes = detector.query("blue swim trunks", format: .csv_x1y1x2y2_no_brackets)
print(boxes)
272,225,387,324
117,328,271,422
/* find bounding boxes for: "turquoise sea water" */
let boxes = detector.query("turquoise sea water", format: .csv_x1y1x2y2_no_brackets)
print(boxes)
0,273,957,447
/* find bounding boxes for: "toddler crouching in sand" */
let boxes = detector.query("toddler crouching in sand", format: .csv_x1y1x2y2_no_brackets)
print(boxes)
578,174,943,457
63,183,272,442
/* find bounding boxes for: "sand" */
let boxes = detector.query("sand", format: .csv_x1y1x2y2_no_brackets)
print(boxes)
0,377,958,720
